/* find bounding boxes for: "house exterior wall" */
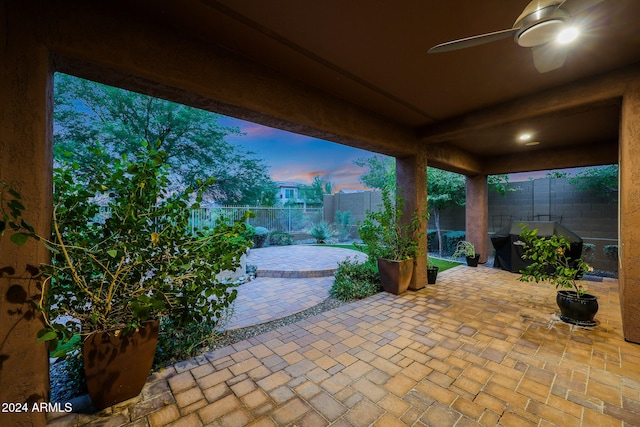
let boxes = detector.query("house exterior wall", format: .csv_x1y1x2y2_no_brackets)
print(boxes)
276,185,301,204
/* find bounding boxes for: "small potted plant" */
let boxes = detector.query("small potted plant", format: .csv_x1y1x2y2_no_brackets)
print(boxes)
519,227,598,326
358,185,426,294
427,257,439,284
452,241,480,267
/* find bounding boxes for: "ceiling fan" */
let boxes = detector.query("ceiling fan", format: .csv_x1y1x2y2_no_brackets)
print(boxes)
428,0,606,73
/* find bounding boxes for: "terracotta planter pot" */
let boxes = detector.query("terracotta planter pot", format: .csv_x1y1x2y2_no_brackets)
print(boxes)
556,291,598,326
83,320,159,410
377,258,414,295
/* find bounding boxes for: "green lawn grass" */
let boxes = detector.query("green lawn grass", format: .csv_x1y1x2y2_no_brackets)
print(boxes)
315,244,462,272
428,257,461,271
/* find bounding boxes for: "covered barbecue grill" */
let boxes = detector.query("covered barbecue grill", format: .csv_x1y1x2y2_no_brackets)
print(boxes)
491,221,583,273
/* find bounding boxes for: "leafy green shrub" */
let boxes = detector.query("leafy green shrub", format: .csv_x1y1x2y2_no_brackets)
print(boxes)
242,223,256,241
268,231,293,246
330,258,381,301
253,226,269,248
309,222,335,243
443,231,466,255
156,315,229,367
38,141,249,348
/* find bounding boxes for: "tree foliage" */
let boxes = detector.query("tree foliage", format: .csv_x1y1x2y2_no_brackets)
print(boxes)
299,176,333,206
354,156,395,190
569,165,618,201
54,73,276,205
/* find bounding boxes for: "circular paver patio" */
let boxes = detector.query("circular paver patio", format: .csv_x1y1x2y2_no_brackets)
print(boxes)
247,245,368,278
225,245,367,329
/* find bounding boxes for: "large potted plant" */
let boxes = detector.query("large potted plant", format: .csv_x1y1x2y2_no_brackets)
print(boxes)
519,227,597,326
452,240,480,267
358,185,426,295
34,142,251,409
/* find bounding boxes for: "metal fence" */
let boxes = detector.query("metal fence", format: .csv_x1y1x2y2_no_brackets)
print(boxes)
189,206,323,234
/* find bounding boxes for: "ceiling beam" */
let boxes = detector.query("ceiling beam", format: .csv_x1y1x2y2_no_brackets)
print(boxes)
418,64,640,144
480,140,618,175
423,144,484,176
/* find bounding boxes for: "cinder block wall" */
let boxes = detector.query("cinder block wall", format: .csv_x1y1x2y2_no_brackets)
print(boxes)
324,178,618,271
323,191,383,238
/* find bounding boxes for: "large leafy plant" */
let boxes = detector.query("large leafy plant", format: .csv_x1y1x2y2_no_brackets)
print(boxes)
358,185,425,261
36,142,251,355
519,227,592,297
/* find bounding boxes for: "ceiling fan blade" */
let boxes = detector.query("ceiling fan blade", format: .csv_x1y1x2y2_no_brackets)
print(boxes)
428,28,519,53
532,44,567,73
560,0,606,15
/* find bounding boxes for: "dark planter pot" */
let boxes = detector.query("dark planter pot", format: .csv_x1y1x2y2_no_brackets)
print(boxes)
427,266,439,284
556,291,599,326
377,258,414,295
466,254,480,267
83,320,159,410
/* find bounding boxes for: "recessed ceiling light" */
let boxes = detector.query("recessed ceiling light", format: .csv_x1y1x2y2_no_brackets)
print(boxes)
557,26,579,45
525,141,540,146
518,133,532,141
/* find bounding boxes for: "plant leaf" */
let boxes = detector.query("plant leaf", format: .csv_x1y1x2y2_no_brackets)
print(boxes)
36,331,58,343
10,233,29,246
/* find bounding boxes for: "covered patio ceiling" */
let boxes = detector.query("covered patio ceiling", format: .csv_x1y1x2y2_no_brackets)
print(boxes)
124,0,640,175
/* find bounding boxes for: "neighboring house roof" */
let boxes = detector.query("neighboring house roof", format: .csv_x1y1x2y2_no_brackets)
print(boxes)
275,181,303,188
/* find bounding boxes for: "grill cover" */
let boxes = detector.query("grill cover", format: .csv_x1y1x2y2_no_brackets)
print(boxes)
491,221,583,273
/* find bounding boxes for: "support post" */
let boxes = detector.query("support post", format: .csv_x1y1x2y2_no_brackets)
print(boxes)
396,149,428,290
466,175,489,264
0,5,52,425
619,77,640,344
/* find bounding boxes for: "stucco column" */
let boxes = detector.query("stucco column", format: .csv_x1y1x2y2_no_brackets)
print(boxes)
619,77,640,344
0,4,52,426
396,149,428,290
466,175,489,264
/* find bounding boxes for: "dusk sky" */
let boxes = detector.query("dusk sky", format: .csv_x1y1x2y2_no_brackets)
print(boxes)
218,116,588,191
219,116,382,192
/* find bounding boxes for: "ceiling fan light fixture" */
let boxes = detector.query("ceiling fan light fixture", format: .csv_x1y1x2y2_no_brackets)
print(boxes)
517,19,566,47
556,26,580,44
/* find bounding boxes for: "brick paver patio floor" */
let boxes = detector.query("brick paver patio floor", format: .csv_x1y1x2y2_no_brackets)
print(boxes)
48,260,640,426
